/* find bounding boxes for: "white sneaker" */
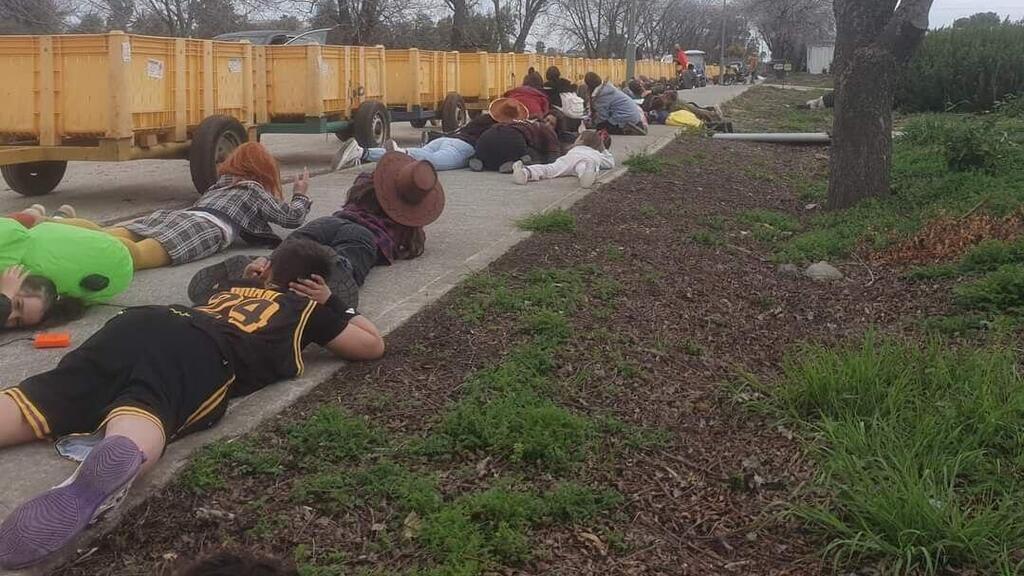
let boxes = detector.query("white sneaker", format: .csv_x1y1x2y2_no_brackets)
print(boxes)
332,139,364,171
384,139,406,154
578,162,599,189
511,161,528,185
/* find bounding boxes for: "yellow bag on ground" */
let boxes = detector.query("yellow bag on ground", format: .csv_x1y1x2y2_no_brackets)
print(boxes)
666,109,703,128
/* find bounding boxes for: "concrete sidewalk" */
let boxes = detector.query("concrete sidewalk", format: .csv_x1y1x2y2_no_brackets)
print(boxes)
0,84,748,575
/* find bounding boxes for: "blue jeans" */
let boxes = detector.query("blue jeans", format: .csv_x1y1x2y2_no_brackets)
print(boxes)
365,137,474,171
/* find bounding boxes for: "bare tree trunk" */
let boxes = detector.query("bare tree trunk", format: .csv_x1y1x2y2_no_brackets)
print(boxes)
448,0,470,50
827,0,933,210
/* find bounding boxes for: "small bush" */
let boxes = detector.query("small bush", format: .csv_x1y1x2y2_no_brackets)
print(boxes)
516,209,576,233
941,122,1009,173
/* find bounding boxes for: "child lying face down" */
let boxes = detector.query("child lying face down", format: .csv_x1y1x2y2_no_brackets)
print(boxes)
0,239,384,570
511,130,615,189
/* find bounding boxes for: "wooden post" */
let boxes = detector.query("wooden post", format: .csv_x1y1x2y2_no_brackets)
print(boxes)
106,31,133,140
342,46,352,111
242,42,253,127
305,44,324,118
201,40,214,118
173,38,187,142
252,46,268,124
409,48,420,112
37,36,56,146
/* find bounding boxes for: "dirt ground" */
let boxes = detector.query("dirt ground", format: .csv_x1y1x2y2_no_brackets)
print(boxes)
53,135,952,576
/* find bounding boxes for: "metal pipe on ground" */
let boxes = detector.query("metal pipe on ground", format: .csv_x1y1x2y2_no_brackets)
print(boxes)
711,132,831,144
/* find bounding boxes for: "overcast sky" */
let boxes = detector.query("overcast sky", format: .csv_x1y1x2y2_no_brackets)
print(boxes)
929,0,1024,27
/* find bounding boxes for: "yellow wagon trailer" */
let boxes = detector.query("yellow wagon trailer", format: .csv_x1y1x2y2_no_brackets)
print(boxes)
0,31,256,196
255,43,390,147
458,51,513,118
383,49,468,132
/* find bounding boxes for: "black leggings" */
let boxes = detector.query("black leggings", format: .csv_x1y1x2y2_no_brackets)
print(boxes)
289,216,379,286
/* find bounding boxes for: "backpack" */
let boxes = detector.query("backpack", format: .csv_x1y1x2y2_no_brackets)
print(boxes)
558,92,586,119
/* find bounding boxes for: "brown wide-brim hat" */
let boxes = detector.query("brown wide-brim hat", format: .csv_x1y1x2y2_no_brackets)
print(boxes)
489,97,530,123
373,152,446,228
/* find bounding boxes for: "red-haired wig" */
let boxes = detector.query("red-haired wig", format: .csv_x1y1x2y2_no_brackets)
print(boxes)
217,142,283,199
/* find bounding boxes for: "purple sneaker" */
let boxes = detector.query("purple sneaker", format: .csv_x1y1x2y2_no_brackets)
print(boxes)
0,435,144,570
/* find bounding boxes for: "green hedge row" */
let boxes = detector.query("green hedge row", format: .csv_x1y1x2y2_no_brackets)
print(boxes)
898,21,1024,112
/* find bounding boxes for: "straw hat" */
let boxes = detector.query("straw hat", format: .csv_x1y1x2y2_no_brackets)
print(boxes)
488,98,530,123
373,152,446,227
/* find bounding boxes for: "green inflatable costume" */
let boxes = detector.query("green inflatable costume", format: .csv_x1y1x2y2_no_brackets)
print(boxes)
0,219,133,303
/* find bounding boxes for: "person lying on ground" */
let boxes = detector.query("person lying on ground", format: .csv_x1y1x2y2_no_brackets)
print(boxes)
55,143,311,270
188,153,445,308
1,207,134,330
0,239,385,570
503,68,550,118
798,91,834,110
471,118,562,173
583,72,648,136
511,130,614,190
333,114,497,172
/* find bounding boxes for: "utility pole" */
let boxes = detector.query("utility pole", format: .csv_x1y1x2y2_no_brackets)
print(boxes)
718,0,727,85
625,0,638,80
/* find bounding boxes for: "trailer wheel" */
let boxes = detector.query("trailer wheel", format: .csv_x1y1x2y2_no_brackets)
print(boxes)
441,92,467,133
353,101,390,148
1,161,68,197
189,115,247,194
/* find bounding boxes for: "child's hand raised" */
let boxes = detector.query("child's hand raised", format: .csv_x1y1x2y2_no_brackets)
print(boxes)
293,167,310,196
1,265,28,300
289,274,331,304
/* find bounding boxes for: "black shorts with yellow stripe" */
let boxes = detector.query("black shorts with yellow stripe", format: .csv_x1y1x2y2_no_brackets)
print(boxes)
2,306,234,444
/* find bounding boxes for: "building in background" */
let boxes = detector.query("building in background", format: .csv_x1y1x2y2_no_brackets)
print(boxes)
806,43,834,74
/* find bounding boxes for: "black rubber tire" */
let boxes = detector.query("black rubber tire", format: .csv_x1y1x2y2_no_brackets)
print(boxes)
441,92,468,133
189,115,247,194
353,101,390,148
1,161,67,197
410,119,428,129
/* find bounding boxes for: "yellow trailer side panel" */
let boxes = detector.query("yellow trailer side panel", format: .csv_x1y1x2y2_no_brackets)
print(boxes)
0,32,252,144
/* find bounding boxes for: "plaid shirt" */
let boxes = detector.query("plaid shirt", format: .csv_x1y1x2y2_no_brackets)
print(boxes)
125,176,311,265
334,172,422,263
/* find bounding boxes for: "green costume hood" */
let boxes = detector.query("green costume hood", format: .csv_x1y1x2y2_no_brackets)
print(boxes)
0,219,133,303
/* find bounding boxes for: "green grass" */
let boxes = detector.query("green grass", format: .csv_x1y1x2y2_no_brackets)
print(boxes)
516,209,576,233
770,111,1024,264
286,407,384,467
763,72,834,89
722,85,832,133
771,335,1024,574
737,209,802,244
954,265,1024,315
179,439,284,494
690,230,724,247
624,152,665,174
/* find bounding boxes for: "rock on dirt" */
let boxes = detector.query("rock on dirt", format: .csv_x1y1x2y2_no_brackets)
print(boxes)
804,261,844,281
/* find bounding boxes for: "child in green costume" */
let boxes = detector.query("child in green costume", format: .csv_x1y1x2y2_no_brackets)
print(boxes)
0,216,133,329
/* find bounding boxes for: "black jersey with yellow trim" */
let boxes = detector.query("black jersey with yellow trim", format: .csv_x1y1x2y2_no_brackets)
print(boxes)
181,285,354,397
